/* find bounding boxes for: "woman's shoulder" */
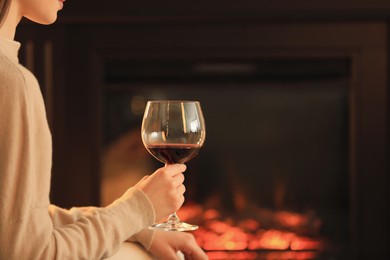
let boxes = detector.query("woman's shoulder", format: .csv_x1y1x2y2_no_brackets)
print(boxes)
0,52,27,94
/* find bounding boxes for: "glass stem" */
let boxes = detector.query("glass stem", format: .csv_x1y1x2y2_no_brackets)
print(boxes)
167,212,181,224
164,164,181,225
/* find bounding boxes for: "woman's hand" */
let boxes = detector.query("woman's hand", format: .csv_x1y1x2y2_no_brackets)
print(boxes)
134,164,186,222
149,231,208,260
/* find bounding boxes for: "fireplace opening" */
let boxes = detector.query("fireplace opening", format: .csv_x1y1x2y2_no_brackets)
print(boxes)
100,58,350,259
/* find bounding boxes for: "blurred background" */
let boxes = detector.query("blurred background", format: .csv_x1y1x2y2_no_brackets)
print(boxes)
16,1,390,259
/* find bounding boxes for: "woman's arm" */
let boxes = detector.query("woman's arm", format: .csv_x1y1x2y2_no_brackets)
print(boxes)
0,64,183,259
0,62,154,259
48,203,155,252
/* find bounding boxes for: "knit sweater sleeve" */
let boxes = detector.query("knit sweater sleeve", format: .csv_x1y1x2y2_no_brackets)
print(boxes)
0,54,155,259
48,191,156,251
50,188,156,259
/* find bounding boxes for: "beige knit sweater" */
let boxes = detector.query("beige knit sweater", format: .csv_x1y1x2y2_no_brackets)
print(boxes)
0,37,155,259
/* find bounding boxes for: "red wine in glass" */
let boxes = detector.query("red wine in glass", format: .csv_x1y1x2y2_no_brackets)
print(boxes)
146,143,201,164
141,100,206,231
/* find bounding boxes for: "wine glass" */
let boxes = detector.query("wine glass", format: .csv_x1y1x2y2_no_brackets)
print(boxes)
141,100,206,231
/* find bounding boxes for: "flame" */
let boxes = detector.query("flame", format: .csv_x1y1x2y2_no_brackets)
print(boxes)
178,204,324,259
207,251,258,260
291,237,323,251
260,230,294,250
275,211,306,227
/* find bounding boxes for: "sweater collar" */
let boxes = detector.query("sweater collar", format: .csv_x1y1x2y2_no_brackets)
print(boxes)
0,37,21,63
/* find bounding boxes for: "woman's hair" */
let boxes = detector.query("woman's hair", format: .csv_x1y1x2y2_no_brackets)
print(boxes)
0,0,11,26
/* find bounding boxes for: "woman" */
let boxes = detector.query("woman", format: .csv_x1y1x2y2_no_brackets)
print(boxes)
0,0,207,259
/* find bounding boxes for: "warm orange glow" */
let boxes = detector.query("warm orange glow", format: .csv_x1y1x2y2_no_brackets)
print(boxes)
207,251,258,260
200,225,249,251
178,204,324,259
208,221,232,234
258,230,295,250
177,203,203,221
238,218,259,231
291,237,323,251
275,211,306,227
203,209,221,220
206,251,227,260
266,251,317,260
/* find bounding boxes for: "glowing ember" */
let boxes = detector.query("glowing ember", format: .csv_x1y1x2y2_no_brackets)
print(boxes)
207,251,258,260
290,237,324,251
255,230,294,250
275,211,307,227
177,204,325,259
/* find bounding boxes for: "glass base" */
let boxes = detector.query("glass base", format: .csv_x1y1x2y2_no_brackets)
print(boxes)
149,221,198,232
148,213,198,231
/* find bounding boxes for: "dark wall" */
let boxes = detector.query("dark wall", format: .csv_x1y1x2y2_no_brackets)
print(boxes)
59,0,390,20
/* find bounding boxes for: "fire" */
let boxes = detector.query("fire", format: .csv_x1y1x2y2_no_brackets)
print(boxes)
195,224,249,251
275,211,306,227
252,230,294,250
290,237,323,251
177,204,325,259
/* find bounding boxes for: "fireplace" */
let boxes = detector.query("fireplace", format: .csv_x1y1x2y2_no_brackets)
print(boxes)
72,21,389,259
178,205,326,260
100,57,350,259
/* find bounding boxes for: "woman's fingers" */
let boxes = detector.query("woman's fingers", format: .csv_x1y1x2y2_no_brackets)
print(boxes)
163,164,186,177
133,164,188,221
179,233,208,260
172,173,185,188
